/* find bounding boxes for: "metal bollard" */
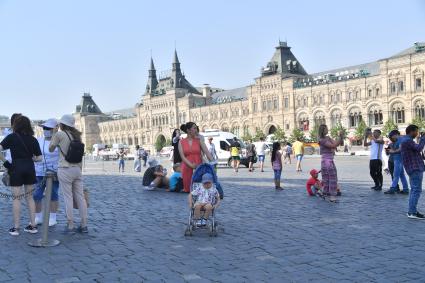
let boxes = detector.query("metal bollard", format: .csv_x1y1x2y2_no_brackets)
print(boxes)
28,171,60,247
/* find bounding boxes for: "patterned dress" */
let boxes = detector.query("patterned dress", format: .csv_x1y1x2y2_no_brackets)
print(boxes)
319,137,338,196
181,138,202,193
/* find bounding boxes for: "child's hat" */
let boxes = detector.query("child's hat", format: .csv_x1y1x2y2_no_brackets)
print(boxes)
202,173,214,184
310,169,321,176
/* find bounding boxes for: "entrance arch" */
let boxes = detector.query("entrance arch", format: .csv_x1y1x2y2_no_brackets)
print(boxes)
268,125,277,135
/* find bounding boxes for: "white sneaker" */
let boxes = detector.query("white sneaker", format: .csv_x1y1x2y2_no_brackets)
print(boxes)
48,215,57,227
196,220,203,227
201,219,207,226
35,215,43,225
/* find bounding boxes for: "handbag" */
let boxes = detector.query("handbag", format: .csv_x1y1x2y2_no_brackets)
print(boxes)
73,187,90,209
1,171,10,186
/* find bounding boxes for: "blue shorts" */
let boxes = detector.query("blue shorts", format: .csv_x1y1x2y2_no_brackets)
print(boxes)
296,154,303,161
33,176,60,201
273,169,282,180
258,155,265,162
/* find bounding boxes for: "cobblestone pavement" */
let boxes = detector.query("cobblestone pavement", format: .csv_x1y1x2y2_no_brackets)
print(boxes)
1,156,425,282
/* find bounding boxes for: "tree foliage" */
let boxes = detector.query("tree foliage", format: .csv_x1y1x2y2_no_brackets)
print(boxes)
154,136,167,152
381,119,398,137
307,125,319,143
411,116,425,132
252,128,266,142
289,128,305,143
330,123,348,139
354,119,368,140
271,126,287,142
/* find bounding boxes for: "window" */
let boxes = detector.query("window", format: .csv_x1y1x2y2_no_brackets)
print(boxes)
319,96,324,105
285,124,289,130
368,108,383,126
273,99,278,110
349,109,362,128
415,100,425,119
331,111,342,127
267,100,272,110
391,104,405,124
368,89,372,97
303,98,308,107
376,88,380,97
262,101,267,111
284,97,289,108
253,102,257,113
398,81,404,93
416,78,422,91
390,82,396,94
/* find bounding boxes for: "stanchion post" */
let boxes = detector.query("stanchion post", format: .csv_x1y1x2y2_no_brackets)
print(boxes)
28,171,60,247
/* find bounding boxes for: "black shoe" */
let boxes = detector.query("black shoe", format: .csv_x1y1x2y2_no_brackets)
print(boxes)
24,225,38,234
399,190,409,195
370,186,378,190
374,186,382,191
407,212,425,219
384,189,396,194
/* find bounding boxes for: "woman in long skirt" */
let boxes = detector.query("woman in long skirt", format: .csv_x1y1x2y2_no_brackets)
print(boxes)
318,124,344,202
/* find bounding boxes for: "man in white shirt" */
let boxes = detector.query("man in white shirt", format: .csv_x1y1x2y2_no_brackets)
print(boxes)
364,129,384,191
207,137,218,161
256,137,267,172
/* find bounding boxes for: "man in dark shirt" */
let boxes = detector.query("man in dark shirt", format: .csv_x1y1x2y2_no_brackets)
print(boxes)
401,124,425,219
245,139,256,172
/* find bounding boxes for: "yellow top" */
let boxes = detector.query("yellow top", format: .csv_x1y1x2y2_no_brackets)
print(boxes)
292,141,304,155
231,146,239,156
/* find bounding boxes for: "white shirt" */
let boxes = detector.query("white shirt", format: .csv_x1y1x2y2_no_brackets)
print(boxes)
35,137,59,176
257,142,267,156
370,140,383,160
207,142,217,160
3,128,12,162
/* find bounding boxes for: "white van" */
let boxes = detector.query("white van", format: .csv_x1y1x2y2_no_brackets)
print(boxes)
200,129,247,166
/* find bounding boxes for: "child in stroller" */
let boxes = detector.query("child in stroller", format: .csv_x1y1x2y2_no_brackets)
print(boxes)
185,163,222,237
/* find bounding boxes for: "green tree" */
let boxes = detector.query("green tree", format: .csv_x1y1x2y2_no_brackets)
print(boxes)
381,119,398,137
307,125,319,143
252,128,266,142
271,126,287,142
354,119,368,140
289,128,305,143
330,123,348,139
411,116,425,132
241,132,253,142
154,135,166,152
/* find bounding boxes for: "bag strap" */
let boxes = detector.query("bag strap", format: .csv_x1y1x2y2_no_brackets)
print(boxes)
57,131,73,158
15,133,32,158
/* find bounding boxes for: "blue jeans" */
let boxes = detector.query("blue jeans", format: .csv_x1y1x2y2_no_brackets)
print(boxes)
408,170,423,214
118,159,125,171
273,169,282,181
390,159,409,191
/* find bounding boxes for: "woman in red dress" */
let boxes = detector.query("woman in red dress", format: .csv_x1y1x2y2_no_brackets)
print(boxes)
178,122,214,193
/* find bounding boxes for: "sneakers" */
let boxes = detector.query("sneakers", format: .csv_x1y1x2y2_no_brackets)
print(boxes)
384,188,396,194
407,212,425,219
24,225,38,234
374,186,382,191
196,220,203,227
399,190,409,195
63,226,76,235
9,227,19,236
48,217,57,227
275,187,284,190
77,226,88,233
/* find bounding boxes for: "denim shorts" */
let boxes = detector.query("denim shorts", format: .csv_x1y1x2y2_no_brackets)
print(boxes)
273,169,282,180
258,155,265,162
296,154,303,161
33,176,60,201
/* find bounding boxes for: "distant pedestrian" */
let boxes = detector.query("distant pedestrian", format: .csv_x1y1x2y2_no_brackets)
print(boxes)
271,142,283,190
292,138,304,172
246,139,256,172
33,118,60,227
401,125,425,219
364,129,384,191
141,147,148,167
172,129,182,164
134,145,142,172
49,114,88,234
256,137,268,172
0,115,42,236
230,137,241,173
318,124,344,203
384,130,409,195
117,148,126,173
283,142,292,164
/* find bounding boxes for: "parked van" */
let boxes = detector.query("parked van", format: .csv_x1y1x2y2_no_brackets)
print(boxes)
201,129,255,167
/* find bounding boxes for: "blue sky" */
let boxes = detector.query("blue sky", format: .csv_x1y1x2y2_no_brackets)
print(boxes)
1,0,424,119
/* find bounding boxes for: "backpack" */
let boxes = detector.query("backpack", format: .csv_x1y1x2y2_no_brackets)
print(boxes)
60,131,85,163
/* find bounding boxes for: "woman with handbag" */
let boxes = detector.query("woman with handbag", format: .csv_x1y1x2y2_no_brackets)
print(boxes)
0,115,42,236
33,119,60,227
49,114,88,234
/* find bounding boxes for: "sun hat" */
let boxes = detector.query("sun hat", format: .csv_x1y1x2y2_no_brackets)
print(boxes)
310,169,321,176
59,114,75,128
147,159,159,168
40,118,58,129
202,173,213,184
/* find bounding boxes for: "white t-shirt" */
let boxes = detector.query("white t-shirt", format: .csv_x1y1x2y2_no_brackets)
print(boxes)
35,138,59,176
370,140,383,160
256,142,267,156
3,128,12,162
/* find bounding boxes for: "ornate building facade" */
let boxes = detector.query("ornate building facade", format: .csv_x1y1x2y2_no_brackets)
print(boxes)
73,42,425,151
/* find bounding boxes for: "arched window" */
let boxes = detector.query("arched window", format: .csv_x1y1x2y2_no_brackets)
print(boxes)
331,110,342,127
298,114,309,131
314,112,326,127
415,100,425,119
349,108,362,128
368,105,383,126
391,103,405,124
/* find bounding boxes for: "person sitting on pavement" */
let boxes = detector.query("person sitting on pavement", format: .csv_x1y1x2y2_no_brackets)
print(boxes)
188,173,220,227
169,163,183,192
306,169,323,197
142,159,169,189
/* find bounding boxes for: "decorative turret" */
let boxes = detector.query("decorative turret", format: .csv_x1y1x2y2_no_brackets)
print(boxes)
171,49,183,88
146,57,158,95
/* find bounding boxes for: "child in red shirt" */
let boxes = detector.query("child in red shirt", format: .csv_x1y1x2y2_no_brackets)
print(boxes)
306,169,323,197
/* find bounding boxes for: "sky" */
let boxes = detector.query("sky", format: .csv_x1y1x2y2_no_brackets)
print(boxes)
0,0,424,120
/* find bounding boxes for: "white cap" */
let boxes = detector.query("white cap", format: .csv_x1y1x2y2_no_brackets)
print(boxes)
59,114,75,128
41,118,58,129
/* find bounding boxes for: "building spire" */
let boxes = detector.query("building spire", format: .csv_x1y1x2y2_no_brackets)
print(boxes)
149,57,155,70
173,49,180,65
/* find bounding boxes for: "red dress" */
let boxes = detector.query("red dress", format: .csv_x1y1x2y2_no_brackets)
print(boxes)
180,138,202,193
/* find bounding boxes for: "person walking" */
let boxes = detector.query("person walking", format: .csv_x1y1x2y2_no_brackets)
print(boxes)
0,115,42,236
117,148,126,173
318,124,344,203
246,139,256,172
49,114,88,233
384,130,409,195
141,147,148,167
178,122,214,193
206,137,218,162
256,137,267,172
134,145,142,172
284,142,292,164
271,142,283,190
364,129,384,191
292,138,304,172
172,129,182,164
230,137,241,172
401,125,425,219
33,119,60,226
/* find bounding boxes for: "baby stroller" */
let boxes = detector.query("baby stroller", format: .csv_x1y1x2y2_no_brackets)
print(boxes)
184,163,223,237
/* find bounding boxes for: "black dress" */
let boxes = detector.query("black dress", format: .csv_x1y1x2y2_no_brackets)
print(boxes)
0,133,41,186
172,137,182,164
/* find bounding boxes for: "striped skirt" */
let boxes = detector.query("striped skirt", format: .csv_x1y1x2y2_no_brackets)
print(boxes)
321,158,338,196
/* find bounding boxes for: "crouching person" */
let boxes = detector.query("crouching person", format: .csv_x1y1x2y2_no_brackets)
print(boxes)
169,163,183,192
142,159,169,189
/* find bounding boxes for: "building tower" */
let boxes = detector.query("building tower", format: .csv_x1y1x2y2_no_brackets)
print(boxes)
146,58,158,95
171,49,183,88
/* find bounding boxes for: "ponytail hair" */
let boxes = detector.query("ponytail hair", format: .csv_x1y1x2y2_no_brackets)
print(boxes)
180,122,196,134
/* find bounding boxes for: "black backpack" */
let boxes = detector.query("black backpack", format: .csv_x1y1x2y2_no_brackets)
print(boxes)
60,131,85,163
